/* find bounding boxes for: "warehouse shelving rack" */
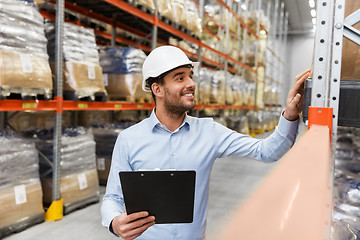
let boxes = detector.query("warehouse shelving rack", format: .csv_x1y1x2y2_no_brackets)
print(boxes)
212,1,360,239
0,0,289,221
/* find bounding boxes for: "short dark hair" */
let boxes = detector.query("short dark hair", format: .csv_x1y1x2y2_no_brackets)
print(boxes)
145,64,193,103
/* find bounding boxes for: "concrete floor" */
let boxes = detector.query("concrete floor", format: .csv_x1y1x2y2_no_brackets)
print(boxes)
4,132,278,240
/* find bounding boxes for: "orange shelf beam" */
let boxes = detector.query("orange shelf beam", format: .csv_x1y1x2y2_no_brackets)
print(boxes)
62,101,154,111
0,100,257,112
0,100,57,112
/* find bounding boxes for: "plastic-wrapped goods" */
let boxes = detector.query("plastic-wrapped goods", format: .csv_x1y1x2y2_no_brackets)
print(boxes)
45,22,106,99
0,0,47,57
99,47,146,74
23,127,97,176
198,68,211,104
23,127,99,210
133,0,155,12
99,47,151,102
172,0,187,28
0,130,44,237
204,3,221,35
333,218,360,240
185,0,202,37
335,134,360,173
158,0,175,22
0,131,40,188
210,70,225,104
334,176,360,207
341,0,360,81
45,22,99,64
0,0,52,98
91,124,132,184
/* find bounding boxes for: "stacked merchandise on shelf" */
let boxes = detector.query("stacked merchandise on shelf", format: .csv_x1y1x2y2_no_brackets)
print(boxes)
45,22,106,100
0,0,52,99
99,47,151,102
23,127,100,214
157,0,202,37
90,123,133,185
332,127,360,239
0,130,44,238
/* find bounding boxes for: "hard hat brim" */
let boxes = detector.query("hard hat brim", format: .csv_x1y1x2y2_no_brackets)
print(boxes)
142,61,199,92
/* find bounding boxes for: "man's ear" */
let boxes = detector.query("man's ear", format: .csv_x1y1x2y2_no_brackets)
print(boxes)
151,82,163,98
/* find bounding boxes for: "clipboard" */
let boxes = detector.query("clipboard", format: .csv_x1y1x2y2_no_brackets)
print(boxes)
119,170,196,224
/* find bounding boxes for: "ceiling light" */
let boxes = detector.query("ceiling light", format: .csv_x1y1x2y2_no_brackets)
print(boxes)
311,9,316,17
309,0,315,8
312,18,316,25
241,4,247,11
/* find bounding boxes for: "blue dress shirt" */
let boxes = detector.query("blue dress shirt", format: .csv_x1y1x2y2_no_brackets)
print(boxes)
101,109,299,240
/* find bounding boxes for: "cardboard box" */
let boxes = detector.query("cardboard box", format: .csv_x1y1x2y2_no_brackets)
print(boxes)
96,156,111,185
42,168,100,207
105,73,152,102
0,181,44,229
341,0,360,80
50,62,106,99
0,50,52,93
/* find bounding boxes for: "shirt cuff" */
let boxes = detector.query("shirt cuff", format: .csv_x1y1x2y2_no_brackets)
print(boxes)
277,110,299,137
109,219,120,237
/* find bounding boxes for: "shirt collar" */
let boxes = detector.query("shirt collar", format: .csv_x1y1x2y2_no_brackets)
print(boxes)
149,108,191,132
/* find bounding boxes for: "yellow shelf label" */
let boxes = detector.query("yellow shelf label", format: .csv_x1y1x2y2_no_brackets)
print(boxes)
22,103,37,109
114,104,122,109
137,104,143,109
78,103,88,109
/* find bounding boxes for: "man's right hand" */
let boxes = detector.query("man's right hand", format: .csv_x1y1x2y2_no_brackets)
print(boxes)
112,211,155,240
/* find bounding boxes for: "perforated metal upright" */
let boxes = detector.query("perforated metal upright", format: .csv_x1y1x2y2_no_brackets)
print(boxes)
311,0,345,141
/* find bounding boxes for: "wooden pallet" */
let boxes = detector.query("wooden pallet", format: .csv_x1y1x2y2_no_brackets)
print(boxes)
63,193,100,215
63,91,107,102
0,86,52,100
0,212,44,238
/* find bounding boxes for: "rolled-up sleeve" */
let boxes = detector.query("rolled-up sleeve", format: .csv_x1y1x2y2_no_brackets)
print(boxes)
215,111,299,162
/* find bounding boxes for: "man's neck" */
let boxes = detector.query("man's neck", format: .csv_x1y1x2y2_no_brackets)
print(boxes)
155,107,186,132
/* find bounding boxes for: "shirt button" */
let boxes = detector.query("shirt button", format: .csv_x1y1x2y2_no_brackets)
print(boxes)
171,153,175,156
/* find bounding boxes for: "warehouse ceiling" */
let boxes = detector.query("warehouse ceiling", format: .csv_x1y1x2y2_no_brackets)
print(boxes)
283,0,316,35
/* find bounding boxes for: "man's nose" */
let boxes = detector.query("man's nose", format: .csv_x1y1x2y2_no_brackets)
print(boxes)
186,76,196,89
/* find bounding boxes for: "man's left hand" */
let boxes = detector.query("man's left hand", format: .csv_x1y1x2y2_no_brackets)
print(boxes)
283,69,311,121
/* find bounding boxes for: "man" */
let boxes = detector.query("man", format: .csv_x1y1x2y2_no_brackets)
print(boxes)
101,45,310,240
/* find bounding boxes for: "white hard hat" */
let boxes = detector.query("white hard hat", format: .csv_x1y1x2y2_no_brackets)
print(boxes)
142,45,199,92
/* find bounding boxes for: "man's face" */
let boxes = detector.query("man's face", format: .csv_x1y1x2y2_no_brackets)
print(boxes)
161,67,196,114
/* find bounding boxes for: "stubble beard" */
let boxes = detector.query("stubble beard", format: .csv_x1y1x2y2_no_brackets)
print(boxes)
163,87,196,118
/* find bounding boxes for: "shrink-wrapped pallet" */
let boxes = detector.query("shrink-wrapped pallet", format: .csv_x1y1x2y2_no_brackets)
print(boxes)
45,22,106,100
99,47,151,102
158,0,175,22
198,68,211,104
23,127,100,212
0,0,52,98
210,70,225,104
0,131,44,237
90,124,132,184
185,0,202,37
